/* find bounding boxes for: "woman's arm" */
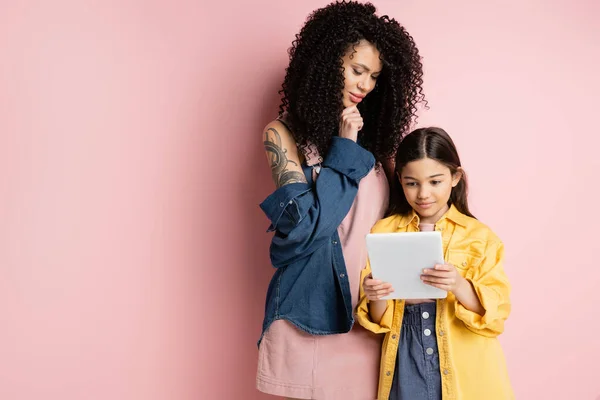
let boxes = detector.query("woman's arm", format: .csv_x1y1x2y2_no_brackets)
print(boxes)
259,120,376,268
262,121,307,188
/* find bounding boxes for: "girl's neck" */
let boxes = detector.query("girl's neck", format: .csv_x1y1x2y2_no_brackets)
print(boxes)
418,222,435,232
416,204,449,225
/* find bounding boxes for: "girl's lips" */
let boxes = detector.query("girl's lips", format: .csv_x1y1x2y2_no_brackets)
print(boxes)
417,202,434,209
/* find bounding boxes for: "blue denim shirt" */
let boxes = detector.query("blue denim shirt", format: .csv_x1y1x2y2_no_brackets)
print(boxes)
259,137,376,345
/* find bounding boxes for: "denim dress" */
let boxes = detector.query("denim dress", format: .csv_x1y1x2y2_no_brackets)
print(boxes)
390,302,442,400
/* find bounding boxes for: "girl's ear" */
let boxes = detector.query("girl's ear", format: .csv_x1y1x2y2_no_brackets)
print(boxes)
452,167,463,187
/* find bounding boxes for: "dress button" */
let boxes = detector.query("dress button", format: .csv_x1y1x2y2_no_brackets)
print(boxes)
392,334,397,339
339,273,345,278
424,329,431,336
426,348,434,355
439,330,444,336
462,261,467,267
386,371,391,376
332,240,338,245
443,369,449,375
422,311,430,319
279,202,284,207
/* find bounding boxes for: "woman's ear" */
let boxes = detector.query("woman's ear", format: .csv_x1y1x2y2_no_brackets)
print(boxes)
452,167,463,187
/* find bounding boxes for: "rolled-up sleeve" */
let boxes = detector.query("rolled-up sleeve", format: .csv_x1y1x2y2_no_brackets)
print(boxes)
261,137,375,268
260,183,311,233
455,241,511,337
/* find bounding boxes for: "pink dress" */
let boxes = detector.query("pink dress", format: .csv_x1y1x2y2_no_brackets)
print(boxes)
257,144,389,399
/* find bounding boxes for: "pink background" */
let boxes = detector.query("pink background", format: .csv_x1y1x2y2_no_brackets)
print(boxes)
1,0,598,399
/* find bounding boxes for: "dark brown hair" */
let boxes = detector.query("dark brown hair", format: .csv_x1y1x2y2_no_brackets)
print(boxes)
387,127,475,218
279,1,425,164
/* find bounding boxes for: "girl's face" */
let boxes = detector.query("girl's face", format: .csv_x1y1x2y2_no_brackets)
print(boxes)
399,157,462,224
340,40,382,108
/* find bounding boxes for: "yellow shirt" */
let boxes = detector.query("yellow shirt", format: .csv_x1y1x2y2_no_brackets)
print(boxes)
356,206,513,400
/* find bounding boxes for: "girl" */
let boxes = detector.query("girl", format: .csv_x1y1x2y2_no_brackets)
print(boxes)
358,127,513,400
257,2,425,399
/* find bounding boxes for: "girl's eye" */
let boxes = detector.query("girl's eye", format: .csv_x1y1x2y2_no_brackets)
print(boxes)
405,182,418,187
352,69,361,76
372,75,379,80
431,180,442,185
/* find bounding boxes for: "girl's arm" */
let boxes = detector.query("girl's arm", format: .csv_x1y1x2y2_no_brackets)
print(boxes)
456,240,511,337
422,240,511,337
452,276,485,316
368,300,389,324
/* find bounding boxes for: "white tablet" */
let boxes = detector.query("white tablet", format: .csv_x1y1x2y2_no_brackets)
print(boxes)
365,231,447,300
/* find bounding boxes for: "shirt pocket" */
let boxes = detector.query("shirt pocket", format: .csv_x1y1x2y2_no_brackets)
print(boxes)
447,250,483,272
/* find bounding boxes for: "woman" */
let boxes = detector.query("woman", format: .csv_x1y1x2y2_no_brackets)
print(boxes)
258,2,425,399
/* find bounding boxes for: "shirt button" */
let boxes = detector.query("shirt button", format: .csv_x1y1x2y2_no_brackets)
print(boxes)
386,371,391,376
279,202,284,207
339,273,345,278
422,311,430,319
443,369,450,375
462,261,467,267
426,348,434,355
424,329,431,336
439,330,444,336
392,334,397,339
332,240,338,245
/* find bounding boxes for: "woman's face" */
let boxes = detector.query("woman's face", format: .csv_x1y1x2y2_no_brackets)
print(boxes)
341,40,382,108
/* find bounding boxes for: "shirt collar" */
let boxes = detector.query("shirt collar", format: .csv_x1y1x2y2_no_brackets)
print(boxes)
396,210,419,229
396,204,469,229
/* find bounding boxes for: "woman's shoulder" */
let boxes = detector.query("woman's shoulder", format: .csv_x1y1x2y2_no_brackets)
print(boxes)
262,118,298,148
263,117,292,137
262,118,307,167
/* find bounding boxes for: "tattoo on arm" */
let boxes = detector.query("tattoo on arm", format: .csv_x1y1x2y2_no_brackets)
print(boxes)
264,128,307,188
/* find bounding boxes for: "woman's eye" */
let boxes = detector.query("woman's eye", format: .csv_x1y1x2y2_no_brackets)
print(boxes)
352,69,361,75
405,182,417,187
431,180,442,185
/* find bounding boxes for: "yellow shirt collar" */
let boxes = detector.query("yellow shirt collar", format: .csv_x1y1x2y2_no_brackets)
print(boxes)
396,204,470,229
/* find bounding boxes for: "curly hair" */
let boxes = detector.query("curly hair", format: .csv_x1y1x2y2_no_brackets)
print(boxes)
279,1,426,163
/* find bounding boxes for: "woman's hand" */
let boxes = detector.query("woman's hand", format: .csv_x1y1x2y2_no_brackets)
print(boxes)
339,105,363,142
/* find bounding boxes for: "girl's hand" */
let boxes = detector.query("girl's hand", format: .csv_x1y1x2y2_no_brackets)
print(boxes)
421,263,466,293
339,105,363,142
363,273,394,301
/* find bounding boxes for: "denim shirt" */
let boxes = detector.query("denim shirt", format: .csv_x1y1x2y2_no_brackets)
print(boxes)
258,136,376,345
